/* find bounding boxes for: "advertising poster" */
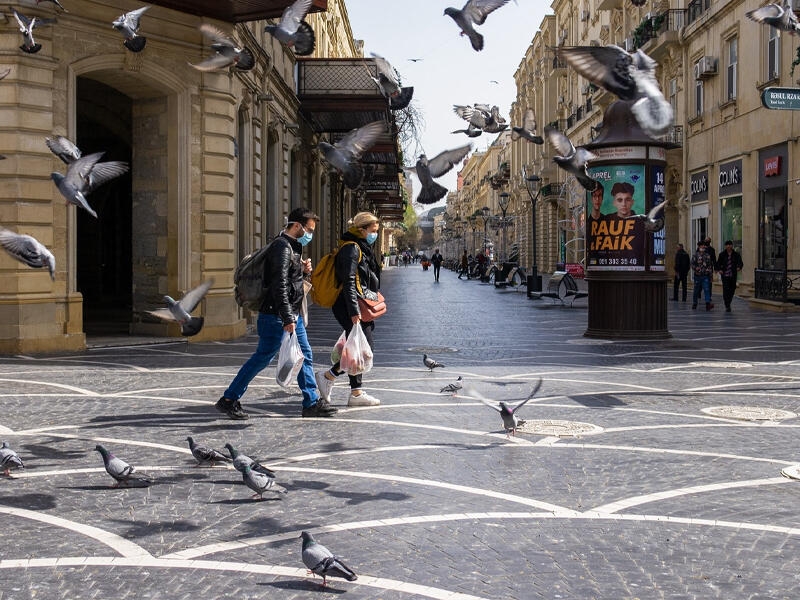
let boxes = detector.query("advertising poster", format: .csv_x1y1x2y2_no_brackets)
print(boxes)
586,164,647,271
651,165,666,270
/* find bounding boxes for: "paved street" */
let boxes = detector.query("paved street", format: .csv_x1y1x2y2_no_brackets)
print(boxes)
2,264,800,599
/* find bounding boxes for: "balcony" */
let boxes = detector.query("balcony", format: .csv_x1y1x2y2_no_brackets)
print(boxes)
540,182,565,199
148,0,327,22
640,10,686,60
659,125,683,147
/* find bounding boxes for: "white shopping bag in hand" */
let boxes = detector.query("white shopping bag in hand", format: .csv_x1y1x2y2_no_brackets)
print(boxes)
276,331,304,387
339,325,373,376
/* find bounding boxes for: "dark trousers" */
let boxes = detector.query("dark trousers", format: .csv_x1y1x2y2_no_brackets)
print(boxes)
331,296,375,389
458,265,469,279
721,276,737,309
433,263,441,281
673,273,687,301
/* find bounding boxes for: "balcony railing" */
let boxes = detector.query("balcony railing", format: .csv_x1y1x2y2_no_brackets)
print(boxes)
660,125,683,146
687,0,712,25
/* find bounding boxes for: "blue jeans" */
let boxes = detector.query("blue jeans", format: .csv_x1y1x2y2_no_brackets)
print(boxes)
693,275,711,304
224,313,318,408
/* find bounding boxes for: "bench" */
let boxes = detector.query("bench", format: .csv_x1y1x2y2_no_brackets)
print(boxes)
529,271,588,306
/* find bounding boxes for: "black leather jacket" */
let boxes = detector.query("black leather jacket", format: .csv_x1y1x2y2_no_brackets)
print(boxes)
259,233,304,325
334,231,381,318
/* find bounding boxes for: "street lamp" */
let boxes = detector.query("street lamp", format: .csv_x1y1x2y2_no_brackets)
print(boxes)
498,192,510,263
522,166,542,292
468,215,478,255
480,206,491,260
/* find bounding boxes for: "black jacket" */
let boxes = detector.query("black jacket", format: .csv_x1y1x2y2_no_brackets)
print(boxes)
431,252,443,266
716,249,743,280
259,233,305,325
334,230,381,318
674,248,690,275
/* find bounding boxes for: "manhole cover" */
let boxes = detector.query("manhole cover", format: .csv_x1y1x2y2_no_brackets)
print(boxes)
689,361,753,369
701,406,797,421
781,465,800,480
407,346,459,354
517,420,603,437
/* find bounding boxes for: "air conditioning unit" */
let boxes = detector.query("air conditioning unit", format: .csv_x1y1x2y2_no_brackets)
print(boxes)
580,10,590,22
694,56,718,79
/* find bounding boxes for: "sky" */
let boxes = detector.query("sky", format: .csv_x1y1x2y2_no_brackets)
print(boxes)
345,0,551,213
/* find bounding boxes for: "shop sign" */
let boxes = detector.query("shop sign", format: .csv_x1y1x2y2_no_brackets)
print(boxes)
718,159,742,195
690,170,708,201
764,155,781,177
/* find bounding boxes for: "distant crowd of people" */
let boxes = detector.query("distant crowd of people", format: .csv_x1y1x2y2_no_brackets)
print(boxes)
674,237,743,312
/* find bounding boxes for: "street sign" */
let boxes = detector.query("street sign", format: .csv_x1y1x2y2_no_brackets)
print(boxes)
761,87,800,110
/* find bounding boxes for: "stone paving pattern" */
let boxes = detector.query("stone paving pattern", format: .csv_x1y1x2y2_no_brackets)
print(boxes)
2,264,800,599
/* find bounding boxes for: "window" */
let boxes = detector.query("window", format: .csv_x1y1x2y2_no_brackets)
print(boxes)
668,77,678,113
768,26,780,80
726,37,737,100
695,77,703,116
720,196,742,251
759,187,787,270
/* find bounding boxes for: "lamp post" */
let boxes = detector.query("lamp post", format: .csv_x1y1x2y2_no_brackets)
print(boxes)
498,192,510,263
522,166,542,292
480,206,491,260
468,215,478,255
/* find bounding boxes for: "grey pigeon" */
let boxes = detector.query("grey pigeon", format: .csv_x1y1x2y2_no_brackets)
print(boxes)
0,441,24,477
224,443,276,477
186,436,231,466
0,228,55,280
113,6,149,53
478,379,542,436
444,0,511,52
190,25,255,72
746,0,800,34
11,8,56,54
423,353,445,371
45,136,81,164
451,124,483,138
264,0,315,56
625,201,666,232
36,0,67,11
511,108,543,144
556,45,673,138
243,464,287,500
318,120,385,190
543,126,598,192
147,279,214,337
369,53,414,110
300,531,358,587
406,144,471,204
453,104,507,134
94,444,152,487
440,376,463,394
51,151,129,218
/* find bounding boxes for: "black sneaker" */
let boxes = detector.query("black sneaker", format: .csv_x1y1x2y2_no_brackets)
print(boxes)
215,397,249,420
302,400,338,418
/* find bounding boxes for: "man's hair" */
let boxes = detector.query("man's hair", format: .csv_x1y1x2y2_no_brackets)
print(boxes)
724,240,733,246
592,181,604,194
287,207,319,226
677,243,684,249
611,182,635,196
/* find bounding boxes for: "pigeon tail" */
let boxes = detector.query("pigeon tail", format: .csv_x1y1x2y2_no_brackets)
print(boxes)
389,86,414,110
342,164,364,190
123,36,147,53
416,182,448,205
321,557,358,582
235,48,255,71
180,316,205,337
20,44,42,54
468,30,484,52
294,21,316,56
631,97,673,138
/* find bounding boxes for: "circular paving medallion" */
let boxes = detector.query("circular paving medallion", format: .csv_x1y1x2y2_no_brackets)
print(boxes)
517,419,603,437
701,406,797,421
688,361,753,369
781,465,800,480
407,346,459,353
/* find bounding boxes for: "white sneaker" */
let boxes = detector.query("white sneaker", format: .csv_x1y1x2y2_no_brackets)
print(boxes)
315,371,335,402
347,391,380,407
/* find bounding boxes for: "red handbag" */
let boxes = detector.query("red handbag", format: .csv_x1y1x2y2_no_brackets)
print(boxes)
358,291,386,321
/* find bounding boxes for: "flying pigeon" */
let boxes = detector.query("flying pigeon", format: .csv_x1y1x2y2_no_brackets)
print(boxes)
453,105,507,134
511,108,543,144
243,464,287,499
36,0,67,11
224,443,276,477
451,124,483,138
556,45,674,138
51,152,129,218
368,53,414,110
543,126,598,192
95,444,152,487
478,378,542,436
406,144,471,204
300,531,358,587
147,279,214,337
423,354,445,372
317,120,385,190
1,441,24,477
11,8,56,54
45,136,81,164
0,228,56,280
190,25,255,72
186,436,231,467
444,0,512,52
746,0,800,35
112,6,149,53
264,0,316,56
625,201,666,232
440,376,463,394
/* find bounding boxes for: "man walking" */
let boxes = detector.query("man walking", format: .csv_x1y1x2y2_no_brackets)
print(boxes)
430,248,443,282
716,240,743,312
691,239,715,311
216,207,336,420
673,243,690,301
458,249,470,279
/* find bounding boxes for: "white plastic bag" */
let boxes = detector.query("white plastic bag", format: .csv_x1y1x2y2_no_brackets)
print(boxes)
276,331,304,388
339,325,373,376
330,330,347,364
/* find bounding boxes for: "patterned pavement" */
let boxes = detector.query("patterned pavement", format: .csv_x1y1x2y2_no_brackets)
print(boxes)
2,264,800,599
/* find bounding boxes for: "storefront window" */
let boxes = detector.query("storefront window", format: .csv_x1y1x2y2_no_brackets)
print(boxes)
759,187,786,270
720,196,742,250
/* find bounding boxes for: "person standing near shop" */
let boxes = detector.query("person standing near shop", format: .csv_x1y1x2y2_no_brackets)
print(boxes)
458,249,470,279
673,243,690,302
716,240,743,312
691,239,715,311
430,248,443,282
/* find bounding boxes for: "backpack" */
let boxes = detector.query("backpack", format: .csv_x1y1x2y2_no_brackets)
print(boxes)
234,237,280,311
310,241,361,308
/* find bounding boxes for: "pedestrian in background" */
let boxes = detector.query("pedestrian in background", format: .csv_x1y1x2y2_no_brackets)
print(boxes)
716,240,743,312
458,249,470,279
430,248,443,282
704,236,717,303
691,239,714,311
673,243,690,301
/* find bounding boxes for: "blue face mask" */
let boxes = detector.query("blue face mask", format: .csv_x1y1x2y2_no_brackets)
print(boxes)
366,232,378,245
298,231,313,246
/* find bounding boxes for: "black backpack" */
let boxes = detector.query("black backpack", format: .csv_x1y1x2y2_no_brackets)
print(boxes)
234,237,279,311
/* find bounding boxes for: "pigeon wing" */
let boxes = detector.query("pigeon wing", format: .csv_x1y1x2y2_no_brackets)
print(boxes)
280,0,313,33
522,108,537,133
557,45,636,101
177,279,213,313
426,144,471,178
463,0,511,26
199,24,236,48
544,126,575,159
508,378,543,414
147,308,173,322
189,54,234,71
86,161,129,192
370,53,399,88
746,4,786,24
64,152,105,190
0,230,42,266
31,17,57,30
12,9,31,30
647,200,667,221
46,136,81,164
124,6,149,31
337,120,384,160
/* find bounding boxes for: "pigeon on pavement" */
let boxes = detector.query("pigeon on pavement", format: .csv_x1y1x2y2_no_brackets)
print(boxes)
264,0,315,56
476,379,543,436
11,8,56,54
625,201,666,232
147,279,214,337
51,151,129,218
224,443,276,477
423,354,445,372
317,120,385,190
369,53,414,110
0,228,56,280
746,0,800,34
112,6,149,53
95,444,152,487
186,436,231,467
544,126,598,192
1,441,24,477
444,0,511,52
440,376,463,394
511,108,543,144
190,25,255,72
405,144,471,204
300,531,358,587
45,136,81,164
243,464,287,499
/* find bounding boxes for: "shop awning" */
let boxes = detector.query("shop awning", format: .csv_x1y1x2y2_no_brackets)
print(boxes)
147,0,327,22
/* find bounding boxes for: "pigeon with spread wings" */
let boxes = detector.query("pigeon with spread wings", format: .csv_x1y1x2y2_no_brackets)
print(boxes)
0,228,55,280
543,126,598,192
147,279,214,337
511,108,543,144
264,0,315,56
317,120,385,190
11,8,56,54
113,6,149,53
406,144,471,204
746,0,800,35
369,53,414,110
444,0,511,52
51,152,129,218
474,379,543,436
190,25,255,72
